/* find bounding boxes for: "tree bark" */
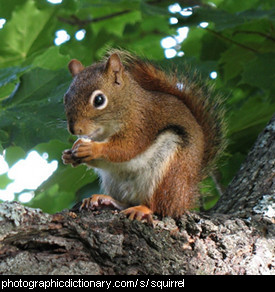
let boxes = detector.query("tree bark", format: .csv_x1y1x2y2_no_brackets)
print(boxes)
211,114,275,218
0,115,274,275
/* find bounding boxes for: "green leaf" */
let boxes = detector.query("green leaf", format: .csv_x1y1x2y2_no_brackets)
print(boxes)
31,46,70,71
27,184,75,214
33,162,97,213
4,146,26,167
0,0,28,20
3,68,64,106
0,66,30,100
200,32,228,61
220,152,245,185
178,7,243,30
178,6,275,31
0,130,9,151
181,27,205,59
241,53,275,93
140,2,169,16
0,0,55,68
125,33,165,60
38,164,96,195
219,46,255,82
92,10,142,37
200,177,220,210
219,0,265,13
0,66,29,87
34,139,72,162
239,8,275,22
228,95,275,136
0,68,70,150
0,173,14,189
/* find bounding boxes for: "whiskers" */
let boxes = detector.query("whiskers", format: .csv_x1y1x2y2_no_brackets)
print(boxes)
45,119,67,129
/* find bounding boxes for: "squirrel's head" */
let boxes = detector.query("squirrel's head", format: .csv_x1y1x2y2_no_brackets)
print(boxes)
64,53,132,141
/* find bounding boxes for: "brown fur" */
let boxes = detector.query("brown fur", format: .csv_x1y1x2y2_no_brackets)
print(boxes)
63,50,226,219
107,49,226,174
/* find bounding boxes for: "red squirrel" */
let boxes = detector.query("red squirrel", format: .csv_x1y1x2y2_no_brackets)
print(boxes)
62,50,225,223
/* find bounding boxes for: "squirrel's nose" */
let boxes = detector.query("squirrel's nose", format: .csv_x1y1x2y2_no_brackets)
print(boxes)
74,127,84,135
68,119,85,135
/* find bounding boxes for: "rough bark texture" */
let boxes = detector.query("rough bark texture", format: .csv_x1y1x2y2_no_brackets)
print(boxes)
0,115,274,275
212,114,275,218
0,202,274,275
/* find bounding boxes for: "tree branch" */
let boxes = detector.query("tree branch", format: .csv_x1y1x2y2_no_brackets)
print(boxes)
211,114,275,218
0,202,274,275
58,10,131,27
205,27,259,53
233,30,275,42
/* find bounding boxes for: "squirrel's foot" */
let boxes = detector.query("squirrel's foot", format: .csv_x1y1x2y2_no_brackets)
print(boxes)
121,205,153,225
80,194,125,211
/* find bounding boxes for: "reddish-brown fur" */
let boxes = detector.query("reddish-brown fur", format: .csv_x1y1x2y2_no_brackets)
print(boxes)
119,52,226,173
62,50,226,221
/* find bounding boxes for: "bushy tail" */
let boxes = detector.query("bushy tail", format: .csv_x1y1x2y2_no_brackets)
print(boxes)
107,50,227,175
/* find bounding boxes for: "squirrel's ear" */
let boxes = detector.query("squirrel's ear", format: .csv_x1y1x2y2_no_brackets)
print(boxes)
105,53,124,85
68,59,85,77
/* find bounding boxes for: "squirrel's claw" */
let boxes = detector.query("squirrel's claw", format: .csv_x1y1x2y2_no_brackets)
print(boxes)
121,205,153,226
62,149,81,167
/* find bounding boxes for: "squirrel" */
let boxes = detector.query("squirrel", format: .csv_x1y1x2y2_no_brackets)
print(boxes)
62,49,226,223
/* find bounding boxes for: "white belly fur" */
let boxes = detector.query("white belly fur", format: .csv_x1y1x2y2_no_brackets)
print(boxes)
92,132,180,206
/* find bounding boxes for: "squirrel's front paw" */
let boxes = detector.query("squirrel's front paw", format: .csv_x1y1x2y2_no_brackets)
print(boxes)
62,149,81,167
72,139,101,162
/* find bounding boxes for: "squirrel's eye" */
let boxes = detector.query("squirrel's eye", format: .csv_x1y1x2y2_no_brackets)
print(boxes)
90,90,108,110
94,94,105,107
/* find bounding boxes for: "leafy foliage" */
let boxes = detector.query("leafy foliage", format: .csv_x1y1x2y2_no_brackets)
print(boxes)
0,0,274,213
